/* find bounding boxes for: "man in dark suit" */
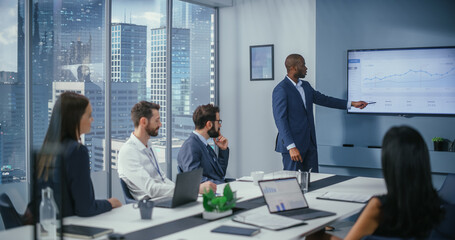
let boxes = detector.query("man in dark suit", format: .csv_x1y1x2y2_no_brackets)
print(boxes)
272,54,367,172
177,104,229,184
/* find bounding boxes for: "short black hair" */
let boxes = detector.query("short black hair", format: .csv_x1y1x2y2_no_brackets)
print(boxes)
285,54,304,72
193,104,219,130
131,101,160,127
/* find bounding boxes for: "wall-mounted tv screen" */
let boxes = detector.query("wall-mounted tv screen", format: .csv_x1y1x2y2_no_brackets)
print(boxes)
347,46,455,115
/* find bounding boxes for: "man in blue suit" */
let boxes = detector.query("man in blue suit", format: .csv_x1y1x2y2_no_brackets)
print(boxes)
177,104,229,184
272,54,367,172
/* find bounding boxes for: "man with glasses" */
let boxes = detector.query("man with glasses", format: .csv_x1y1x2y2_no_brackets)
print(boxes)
177,104,230,184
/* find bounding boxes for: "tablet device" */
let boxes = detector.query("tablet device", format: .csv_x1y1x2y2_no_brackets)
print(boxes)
211,225,260,236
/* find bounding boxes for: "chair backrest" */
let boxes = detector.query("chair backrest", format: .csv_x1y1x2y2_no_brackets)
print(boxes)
0,193,23,229
119,179,137,204
439,174,455,204
429,203,455,239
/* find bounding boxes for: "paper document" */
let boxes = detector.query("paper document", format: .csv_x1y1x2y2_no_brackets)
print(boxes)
236,176,253,182
232,213,306,230
317,192,371,203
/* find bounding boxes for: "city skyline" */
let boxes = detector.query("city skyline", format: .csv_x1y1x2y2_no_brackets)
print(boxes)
1,0,216,182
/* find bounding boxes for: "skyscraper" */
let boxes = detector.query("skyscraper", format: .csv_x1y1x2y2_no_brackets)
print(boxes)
111,23,147,101
169,2,214,112
30,0,105,151
151,2,214,140
210,14,215,105
150,27,190,137
0,82,25,171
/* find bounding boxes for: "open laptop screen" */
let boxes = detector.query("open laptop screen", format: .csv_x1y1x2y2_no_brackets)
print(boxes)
259,177,308,213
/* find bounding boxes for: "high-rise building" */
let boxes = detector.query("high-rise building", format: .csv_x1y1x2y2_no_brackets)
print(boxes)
210,14,216,105
0,83,25,171
150,27,190,137
111,23,147,101
0,123,4,182
167,2,214,112
91,138,125,171
152,2,215,140
28,0,105,151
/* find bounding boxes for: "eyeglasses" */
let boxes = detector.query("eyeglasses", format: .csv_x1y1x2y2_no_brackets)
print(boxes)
212,119,222,124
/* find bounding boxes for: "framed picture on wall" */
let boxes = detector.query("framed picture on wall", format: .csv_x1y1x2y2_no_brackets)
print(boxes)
250,44,274,81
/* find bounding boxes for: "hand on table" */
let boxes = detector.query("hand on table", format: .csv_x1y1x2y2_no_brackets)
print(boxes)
199,181,217,194
108,197,122,208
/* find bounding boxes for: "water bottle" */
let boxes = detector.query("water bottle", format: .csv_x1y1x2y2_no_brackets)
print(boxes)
39,187,57,240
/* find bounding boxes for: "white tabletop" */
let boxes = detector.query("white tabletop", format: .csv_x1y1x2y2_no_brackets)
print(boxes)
157,175,386,240
0,173,387,240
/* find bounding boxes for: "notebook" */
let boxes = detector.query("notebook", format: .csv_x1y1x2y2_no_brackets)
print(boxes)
58,224,113,239
154,168,203,208
258,177,336,221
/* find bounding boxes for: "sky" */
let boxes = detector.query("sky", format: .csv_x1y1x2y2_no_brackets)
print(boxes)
0,0,18,72
112,0,163,27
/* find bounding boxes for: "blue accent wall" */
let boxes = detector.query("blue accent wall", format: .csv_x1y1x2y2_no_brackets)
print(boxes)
315,0,455,186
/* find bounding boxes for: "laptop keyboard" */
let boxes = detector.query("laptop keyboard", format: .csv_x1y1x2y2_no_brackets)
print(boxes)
276,208,335,221
278,208,319,216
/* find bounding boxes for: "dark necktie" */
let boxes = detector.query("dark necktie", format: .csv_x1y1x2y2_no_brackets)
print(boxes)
206,144,225,178
206,144,217,162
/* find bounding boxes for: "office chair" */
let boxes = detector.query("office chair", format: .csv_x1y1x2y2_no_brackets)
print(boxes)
119,179,137,204
0,193,23,229
438,174,455,204
362,204,455,240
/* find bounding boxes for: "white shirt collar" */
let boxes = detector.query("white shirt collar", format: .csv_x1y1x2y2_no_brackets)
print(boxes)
286,75,301,86
193,130,208,146
129,132,148,151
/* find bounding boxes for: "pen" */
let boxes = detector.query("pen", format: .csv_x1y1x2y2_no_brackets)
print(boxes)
367,101,376,104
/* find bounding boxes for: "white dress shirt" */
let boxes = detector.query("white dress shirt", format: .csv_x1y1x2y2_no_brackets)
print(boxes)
118,132,174,200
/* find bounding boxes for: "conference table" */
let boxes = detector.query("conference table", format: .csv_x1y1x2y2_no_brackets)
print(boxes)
0,172,387,240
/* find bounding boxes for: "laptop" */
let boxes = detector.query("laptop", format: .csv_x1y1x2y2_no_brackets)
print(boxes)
154,168,203,208
258,177,336,221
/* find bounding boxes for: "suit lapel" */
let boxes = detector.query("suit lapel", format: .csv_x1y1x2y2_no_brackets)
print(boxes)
283,78,306,112
191,133,224,176
302,82,311,112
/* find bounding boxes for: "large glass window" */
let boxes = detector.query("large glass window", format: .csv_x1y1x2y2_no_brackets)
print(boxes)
111,0,167,182
110,0,216,182
170,0,216,179
0,0,26,185
0,0,216,212
29,0,108,205
31,0,106,170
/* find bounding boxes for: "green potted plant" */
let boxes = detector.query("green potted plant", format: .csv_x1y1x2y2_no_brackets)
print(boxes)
202,184,236,220
432,137,445,151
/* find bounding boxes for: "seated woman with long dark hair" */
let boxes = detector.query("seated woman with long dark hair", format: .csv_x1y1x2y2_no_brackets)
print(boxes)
37,92,121,217
310,126,444,240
